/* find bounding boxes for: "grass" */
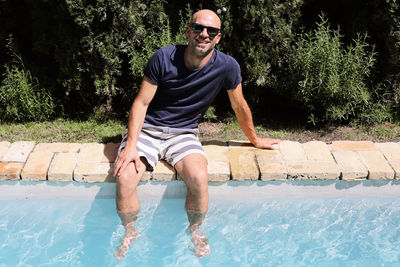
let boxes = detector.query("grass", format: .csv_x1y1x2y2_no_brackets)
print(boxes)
0,119,126,143
199,118,400,143
0,118,399,144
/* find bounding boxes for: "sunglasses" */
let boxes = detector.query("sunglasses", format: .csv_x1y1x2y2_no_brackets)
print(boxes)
190,23,220,38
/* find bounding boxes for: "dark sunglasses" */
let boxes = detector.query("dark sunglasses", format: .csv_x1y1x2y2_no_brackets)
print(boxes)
190,23,220,37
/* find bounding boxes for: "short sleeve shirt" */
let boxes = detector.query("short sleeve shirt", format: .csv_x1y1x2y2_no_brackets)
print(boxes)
143,45,242,129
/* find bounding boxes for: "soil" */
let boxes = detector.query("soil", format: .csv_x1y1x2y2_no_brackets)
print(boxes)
198,122,400,143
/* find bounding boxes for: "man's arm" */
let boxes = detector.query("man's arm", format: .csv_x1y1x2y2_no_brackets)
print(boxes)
114,77,158,177
227,83,280,149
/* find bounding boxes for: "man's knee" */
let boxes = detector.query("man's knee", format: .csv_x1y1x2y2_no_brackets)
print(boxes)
187,170,208,196
116,162,143,188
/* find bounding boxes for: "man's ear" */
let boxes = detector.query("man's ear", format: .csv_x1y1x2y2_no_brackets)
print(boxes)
185,26,191,38
215,33,222,44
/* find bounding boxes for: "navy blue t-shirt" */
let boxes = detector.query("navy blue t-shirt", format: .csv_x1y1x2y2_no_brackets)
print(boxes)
143,45,242,129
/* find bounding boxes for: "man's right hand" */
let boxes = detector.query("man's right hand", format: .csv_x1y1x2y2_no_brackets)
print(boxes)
113,146,141,177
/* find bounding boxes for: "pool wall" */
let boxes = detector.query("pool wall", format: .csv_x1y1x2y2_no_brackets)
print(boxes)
1,180,400,200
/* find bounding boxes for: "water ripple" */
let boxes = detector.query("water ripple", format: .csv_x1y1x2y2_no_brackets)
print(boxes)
1,198,399,266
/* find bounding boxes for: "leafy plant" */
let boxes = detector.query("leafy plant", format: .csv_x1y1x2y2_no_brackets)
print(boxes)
234,0,303,87
0,39,54,122
204,106,218,121
286,15,377,125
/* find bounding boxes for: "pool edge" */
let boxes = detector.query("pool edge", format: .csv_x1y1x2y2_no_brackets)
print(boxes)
1,180,400,200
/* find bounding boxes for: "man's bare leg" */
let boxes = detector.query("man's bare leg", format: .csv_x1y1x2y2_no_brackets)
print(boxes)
175,154,211,257
114,160,146,260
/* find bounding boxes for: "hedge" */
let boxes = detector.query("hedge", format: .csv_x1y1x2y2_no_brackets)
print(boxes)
0,0,399,125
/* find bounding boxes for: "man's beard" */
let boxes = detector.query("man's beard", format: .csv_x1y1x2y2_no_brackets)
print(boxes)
191,41,214,58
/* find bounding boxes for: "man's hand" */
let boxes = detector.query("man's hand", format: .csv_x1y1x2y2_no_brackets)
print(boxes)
252,137,281,150
227,85,281,150
113,146,141,177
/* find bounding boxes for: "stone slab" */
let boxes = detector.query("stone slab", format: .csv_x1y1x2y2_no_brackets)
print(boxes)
102,143,120,163
332,150,368,180
21,152,54,181
358,150,395,180
375,142,400,161
78,143,105,163
204,144,230,181
229,148,259,180
330,141,376,151
388,161,400,179
152,160,176,181
33,143,81,153
286,161,340,180
74,162,115,183
228,140,256,149
1,141,35,162
207,160,231,181
279,141,307,162
0,162,23,180
303,141,335,162
0,141,10,160
142,171,152,181
255,150,287,180
48,152,79,181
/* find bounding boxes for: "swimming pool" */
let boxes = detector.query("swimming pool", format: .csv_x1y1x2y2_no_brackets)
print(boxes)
1,181,400,266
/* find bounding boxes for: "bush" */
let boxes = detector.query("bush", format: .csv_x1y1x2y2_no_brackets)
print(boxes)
56,0,193,117
0,54,54,122
286,15,377,125
125,4,191,108
1,0,399,124
233,0,303,89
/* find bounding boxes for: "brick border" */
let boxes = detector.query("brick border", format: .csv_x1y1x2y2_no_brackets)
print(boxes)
1,141,400,182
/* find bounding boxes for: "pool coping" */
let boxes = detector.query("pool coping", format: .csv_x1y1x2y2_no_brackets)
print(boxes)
0,140,400,183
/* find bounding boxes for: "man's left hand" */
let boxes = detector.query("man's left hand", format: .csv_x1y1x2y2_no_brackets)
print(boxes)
253,137,281,150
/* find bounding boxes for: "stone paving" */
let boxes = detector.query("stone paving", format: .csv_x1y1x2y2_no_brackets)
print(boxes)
0,140,400,182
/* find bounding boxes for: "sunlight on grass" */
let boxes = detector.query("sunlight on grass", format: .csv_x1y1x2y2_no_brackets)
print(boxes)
1,119,399,144
0,119,126,143
366,125,400,140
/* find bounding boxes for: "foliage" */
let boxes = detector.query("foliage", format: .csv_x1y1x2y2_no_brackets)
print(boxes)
286,15,377,125
234,0,303,88
1,0,400,124
385,0,400,119
204,106,218,121
125,4,191,106
385,0,400,68
0,40,54,122
62,0,168,113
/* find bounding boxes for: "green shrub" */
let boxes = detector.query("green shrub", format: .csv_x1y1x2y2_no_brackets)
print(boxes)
0,57,54,122
58,1,193,116
2,0,399,124
286,15,377,125
386,0,400,67
204,106,218,122
386,0,400,119
234,0,303,89
126,4,190,103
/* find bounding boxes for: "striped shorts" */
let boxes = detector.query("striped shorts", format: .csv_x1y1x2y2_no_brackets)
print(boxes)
118,123,206,171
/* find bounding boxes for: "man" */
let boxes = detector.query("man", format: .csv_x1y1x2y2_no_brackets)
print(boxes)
113,9,280,260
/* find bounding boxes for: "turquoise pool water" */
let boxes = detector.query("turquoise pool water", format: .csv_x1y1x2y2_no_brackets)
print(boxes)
1,196,399,266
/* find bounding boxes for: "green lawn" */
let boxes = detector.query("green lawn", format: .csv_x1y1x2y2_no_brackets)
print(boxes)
0,119,126,143
0,119,399,143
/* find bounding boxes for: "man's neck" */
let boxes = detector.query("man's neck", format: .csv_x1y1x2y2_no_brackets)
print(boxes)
184,47,214,70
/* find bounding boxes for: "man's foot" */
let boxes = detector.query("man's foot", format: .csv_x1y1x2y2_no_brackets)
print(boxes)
114,222,140,260
188,226,211,258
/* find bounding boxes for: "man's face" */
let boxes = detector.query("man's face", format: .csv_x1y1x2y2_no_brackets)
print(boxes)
186,12,222,57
